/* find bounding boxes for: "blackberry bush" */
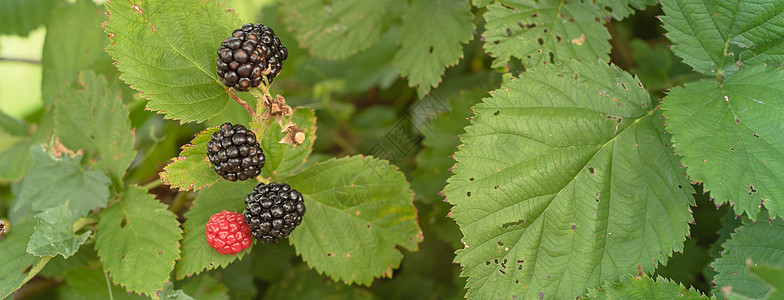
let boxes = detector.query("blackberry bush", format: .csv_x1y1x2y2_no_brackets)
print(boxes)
243,182,305,243
216,23,288,91
207,122,265,181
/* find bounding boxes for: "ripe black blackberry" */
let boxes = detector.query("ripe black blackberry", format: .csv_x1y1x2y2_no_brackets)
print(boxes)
244,182,306,243
216,23,289,91
207,123,265,181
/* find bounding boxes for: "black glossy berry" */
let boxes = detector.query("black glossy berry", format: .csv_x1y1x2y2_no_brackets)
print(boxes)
207,123,265,181
243,182,305,243
216,23,289,91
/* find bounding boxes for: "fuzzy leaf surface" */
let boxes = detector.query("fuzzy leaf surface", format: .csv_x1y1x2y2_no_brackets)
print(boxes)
483,0,610,68
0,0,59,36
55,71,136,180
712,211,784,299
0,214,42,298
584,274,709,299
96,185,182,296
19,145,111,218
393,0,474,97
258,107,317,180
287,156,422,285
661,65,784,220
412,89,484,203
660,0,784,76
176,180,255,280
42,0,112,106
160,126,221,191
443,61,694,298
279,0,406,60
27,206,90,258
103,0,241,122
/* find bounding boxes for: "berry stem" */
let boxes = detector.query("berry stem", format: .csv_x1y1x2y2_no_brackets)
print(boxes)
141,179,163,191
249,85,271,118
72,218,95,233
104,271,114,300
169,191,192,214
227,88,256,116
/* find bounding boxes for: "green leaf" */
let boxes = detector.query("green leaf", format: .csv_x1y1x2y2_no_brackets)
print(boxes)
63,266,146,300
0,0,59,36
19,145,111,218
96,185,182,296
0,129,22,152
711,210,743,259
443,61,694,298
584,274,710,299
0,213,44,298
159,282,196,300
160,127,222,192
264,266,375,299
103,0,241,122
472,0,492,7
259,107,317,180
0,139,33,182
299,30,400,94
42,0,113,106
279,0,406,60
244,241,296,282
483,0,610,68
660,0,784,76
712,210,784,299
55,71,136,180
39,244,96,278
0,110,27,136
176,180,255,280
661,65,784,220
27,206,90,258
595,0,657,20
218,250,259,299
287,156,422,285
749,263,784,300
393,0,474,98
181,274,229,300
412,89,484,203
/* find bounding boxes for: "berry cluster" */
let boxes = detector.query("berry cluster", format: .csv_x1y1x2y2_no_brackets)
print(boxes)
244,182,306,243
207,123,265,182
216,23,288,91
205,24,303,256
204,182,306,255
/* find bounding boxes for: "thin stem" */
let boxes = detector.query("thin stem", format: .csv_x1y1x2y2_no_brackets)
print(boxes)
169,191,191,214
72,218,96,232
21,256,52,287
228,89,256,116
332,130,358,154
104,271,115,300
716,70,724,84
0,57,41,64
141,179,163,191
